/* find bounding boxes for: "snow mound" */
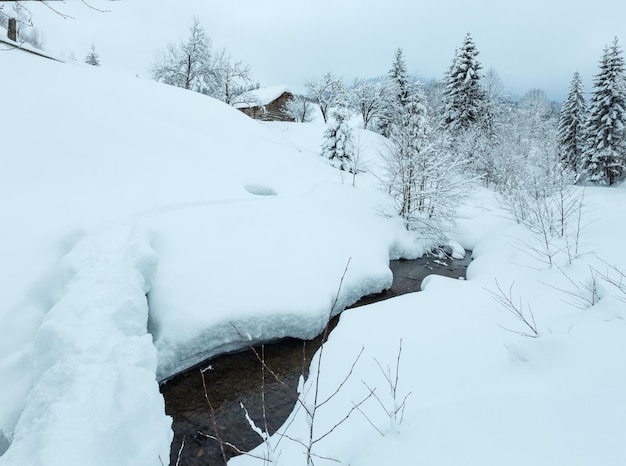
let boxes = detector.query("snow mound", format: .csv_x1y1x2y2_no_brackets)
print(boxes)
0,225,171,466
244,184,278,196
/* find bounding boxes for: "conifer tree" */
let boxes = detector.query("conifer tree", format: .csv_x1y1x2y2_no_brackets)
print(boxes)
321,93,353,171
84,44,100,66
443,33,485,134
584,38,626,185
558,71,587,176
389,48,410,106
377,48,410,137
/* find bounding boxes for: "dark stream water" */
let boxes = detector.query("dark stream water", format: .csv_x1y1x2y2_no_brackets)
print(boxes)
160,252,471,465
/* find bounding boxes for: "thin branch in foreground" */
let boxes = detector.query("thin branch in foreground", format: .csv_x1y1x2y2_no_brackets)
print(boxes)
196,431,267,461
80,0,113,13
317,346,364,408
36,1,76,20
175,436,185,466
230,322,288,387
539,265,599,309
487,279,539,337
312,391,373,445
593,255,626,303
200,368,229,463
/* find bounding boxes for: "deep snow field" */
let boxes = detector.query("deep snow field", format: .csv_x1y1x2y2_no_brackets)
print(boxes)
1,45,626,466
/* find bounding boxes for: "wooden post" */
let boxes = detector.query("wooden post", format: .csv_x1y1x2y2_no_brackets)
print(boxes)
8,18,17,42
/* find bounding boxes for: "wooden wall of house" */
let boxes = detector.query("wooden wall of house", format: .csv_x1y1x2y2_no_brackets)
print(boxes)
238,92,295,122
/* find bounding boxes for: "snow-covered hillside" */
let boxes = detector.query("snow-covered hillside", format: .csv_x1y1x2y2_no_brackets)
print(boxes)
0,49,416,465
2,42,626,466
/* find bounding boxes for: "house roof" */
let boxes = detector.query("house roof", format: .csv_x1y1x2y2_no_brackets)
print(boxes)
233,85,292,108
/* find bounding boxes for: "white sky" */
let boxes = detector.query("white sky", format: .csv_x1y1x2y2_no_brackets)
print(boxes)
17,0,626,101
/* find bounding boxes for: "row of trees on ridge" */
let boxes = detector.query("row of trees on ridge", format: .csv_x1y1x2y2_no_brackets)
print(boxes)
147,19,625,237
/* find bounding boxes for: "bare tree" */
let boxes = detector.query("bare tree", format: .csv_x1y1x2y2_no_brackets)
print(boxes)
284,94,315,123
205,47,254,104
349,78,393,130
151,17,212,92
151,18,254,104
384,81,471,241
305,72,343,123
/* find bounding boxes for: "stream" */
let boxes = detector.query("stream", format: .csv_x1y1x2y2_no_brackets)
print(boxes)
160,252,472,465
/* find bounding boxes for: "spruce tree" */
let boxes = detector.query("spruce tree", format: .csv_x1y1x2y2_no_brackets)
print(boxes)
558,71,587,176
84,44,101,66
388,48,410,106
443,33,485,134
321,94,353,171
584,38,626,185
377,48,410,137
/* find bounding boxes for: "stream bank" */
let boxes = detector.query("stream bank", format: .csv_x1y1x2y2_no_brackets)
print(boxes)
160,252,471,465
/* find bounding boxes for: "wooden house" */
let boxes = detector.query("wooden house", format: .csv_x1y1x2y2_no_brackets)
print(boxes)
233,85,295,121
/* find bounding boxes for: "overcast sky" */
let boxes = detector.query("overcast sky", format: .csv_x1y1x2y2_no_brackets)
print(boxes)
19,0,626,102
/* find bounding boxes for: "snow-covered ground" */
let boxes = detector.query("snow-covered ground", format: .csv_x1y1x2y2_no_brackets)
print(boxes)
232,183,626,466
2,43,626,466
0,46,415,465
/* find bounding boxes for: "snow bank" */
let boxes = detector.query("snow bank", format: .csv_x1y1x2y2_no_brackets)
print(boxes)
231,186,626,466
0,225,171,466
0,46,417,461
148,182,406,380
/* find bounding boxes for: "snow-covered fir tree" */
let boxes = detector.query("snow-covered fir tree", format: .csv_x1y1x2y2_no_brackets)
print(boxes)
584,38,626,185
389,48,410,106
443,33,485,134
84,44,100,66
558,71,587,176
321,94,353,171
376,48,410,137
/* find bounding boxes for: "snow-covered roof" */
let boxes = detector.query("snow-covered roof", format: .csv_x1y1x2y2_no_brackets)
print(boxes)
233,85,292,108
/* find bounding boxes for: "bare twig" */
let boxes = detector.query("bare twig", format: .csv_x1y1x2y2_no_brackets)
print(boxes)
196,431,267,461
593,255,626,303
175,436,185,466
539,265,599,309
487,280,539,337
230,323,288,387
80,0,113,13
359,339,412,434
312,391,373,444
353,388,385,437
226,258,356,465
317,346,364,408
200,367,229,463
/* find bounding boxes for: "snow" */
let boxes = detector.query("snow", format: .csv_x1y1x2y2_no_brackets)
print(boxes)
231,185,626,466
0,225,171,466
0,47,415,465
2,38,626,466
